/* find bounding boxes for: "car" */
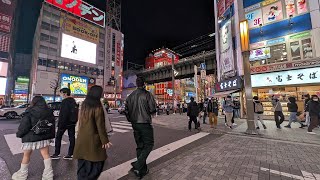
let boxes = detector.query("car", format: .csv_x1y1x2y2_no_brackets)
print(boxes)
0,104,30,119
118,105,125,114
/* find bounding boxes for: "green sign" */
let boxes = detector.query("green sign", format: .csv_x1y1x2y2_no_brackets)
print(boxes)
289,32,311,40
17,77,29,83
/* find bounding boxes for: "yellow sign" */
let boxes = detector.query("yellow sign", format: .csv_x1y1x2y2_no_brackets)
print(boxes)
261,0,278,6
60,13,99,44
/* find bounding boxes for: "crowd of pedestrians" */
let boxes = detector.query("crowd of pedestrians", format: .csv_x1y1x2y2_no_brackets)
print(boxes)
13,77,157,180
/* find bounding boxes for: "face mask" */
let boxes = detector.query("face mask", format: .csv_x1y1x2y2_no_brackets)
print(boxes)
313,98,319,101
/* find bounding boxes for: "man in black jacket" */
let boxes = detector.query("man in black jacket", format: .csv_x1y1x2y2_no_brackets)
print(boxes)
284,97,305,128
187,97,199,131
51,88,77,160
126,77,156,179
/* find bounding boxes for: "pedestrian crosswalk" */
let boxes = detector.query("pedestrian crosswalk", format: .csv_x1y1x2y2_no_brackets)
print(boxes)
111,121,132,133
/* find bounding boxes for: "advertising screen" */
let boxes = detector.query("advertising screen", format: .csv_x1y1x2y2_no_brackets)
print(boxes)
60,74,88,95
0,61,8,77
61,33,97,64
0,77,7,95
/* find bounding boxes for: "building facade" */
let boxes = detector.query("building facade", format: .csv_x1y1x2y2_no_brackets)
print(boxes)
29,1,123,103
214,0,320,118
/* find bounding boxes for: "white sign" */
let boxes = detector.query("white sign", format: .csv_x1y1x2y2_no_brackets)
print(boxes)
249,47,271,61
251,67,320,87
61,33,97,64
0,77,7,95
219,20,234,77
220,20,232,52
246,9,263,28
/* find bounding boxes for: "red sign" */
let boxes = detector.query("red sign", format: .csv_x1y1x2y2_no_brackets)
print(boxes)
116,42,121,66
0,34,10,52
0,22,10,33
45,0,105,27
217,0,225,17
225,0,234,8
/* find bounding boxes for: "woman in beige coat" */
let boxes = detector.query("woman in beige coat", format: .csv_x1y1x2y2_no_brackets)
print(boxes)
73,85,112,180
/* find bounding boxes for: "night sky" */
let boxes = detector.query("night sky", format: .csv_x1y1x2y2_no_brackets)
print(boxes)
15,0,215,65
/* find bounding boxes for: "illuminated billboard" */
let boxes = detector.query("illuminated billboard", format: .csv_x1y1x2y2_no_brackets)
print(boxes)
0,77,6,95
60,74,88,95
45,0,105,27
61,33,97,64
0,61,8,77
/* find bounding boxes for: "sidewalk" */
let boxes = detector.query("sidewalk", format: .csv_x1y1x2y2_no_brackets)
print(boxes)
126,134,320,180
0,157,10,180
153,114,320,145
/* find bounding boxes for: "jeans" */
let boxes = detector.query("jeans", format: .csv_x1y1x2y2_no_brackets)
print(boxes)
233,109,240,118
274,111,285,128
77,159,104,180
55,125,75,156
132,123,154,173
189,116,198,130
254,113,265,127
288,112,303,126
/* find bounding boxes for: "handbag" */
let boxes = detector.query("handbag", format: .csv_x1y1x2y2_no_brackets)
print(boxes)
31,118,54,135
271,102,279,112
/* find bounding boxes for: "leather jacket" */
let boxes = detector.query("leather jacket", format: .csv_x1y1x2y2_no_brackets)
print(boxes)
125,87,156,123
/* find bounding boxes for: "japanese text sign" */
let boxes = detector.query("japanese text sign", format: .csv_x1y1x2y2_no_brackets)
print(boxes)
251,67,320,87
60,12,99,43
215,76,242,92
45,0,105,27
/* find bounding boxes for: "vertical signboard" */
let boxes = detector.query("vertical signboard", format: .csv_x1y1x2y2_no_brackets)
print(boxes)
0,0,15,61
219,20,234,78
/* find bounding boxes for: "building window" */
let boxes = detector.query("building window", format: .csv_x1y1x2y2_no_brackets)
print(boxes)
72,64,79,72
302,38,313,59
51,13,60,24
65,63,71,71
99,42,104,49
80,66,87,73
99,51,104,58
47,59,57,68
40,33,50,42
112,55,115,62
99,32,105,39
43,10,51,21
57,61,64,69
48,47,57,56
39,45,48,54
41,22,51,31
51,25,59,32
38,58,47,66
290,41,301,61
50,36,58,45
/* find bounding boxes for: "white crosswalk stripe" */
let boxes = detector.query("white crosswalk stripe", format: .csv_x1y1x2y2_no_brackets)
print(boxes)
4,134,68,155
110,121,132,133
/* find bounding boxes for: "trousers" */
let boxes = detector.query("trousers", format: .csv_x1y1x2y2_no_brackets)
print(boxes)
77,159,104,180
55,125,75,156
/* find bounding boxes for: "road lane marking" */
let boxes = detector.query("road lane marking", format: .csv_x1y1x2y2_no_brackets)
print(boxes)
260,167,320,180
112,128,130,133
119,121,131,124
111,122,132,126
4,134,67,155
99,132,209,180
110,124,133,130
112,116,126,119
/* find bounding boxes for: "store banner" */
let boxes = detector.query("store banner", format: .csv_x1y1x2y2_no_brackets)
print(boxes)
246,9,263,29
249,47,270,61
251,59,320,74
215,76,242,92
219,20,234,78
262,1,283,24
217,0,226,17
252,67,320,87
45,0,105,27
60,13,99,44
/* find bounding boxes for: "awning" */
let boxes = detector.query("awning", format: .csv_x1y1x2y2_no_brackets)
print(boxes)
212,89,239,98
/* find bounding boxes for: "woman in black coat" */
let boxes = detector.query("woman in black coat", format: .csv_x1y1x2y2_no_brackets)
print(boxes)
12,96,55,180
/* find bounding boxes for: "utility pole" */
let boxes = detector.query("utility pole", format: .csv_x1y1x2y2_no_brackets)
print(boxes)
171,56,175,112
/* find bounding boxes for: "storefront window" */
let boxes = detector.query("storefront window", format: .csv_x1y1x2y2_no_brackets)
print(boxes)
65,63,71,71
80,66,87,73
72,64,79,72
302,38,313,59
47,59,56,68
290,41,301,61
268,43,288,64
57,61,64,69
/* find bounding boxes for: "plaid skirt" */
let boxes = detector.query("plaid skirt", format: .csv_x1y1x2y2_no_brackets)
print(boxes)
21,139,53,151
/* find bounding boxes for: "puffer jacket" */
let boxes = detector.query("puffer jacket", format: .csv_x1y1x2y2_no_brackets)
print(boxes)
187,101,199,117
16,104,55,143
125,87,157,123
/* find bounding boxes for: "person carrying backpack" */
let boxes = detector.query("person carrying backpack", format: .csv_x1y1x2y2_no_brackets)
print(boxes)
253,96,267,129
51,88,78,160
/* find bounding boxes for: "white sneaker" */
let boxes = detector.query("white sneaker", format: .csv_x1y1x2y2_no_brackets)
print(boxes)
12,169,28,180
307,132,316,135
232,123,237,126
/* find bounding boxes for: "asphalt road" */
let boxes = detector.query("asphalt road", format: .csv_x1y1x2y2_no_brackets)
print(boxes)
0,110,217,180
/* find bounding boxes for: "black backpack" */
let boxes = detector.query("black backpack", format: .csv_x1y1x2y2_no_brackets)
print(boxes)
70,103,79,124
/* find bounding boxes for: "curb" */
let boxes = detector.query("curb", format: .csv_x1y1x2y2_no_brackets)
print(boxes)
0,157,11,180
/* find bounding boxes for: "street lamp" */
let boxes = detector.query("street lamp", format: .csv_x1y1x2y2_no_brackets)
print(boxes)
240,20,257,134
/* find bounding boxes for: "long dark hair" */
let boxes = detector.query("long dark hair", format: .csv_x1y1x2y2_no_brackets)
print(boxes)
79,86,103,125
31,96,48,108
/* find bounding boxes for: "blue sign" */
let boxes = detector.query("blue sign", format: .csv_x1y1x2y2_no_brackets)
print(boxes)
266,38,285,46
200,63,206,70
186,92,195,97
